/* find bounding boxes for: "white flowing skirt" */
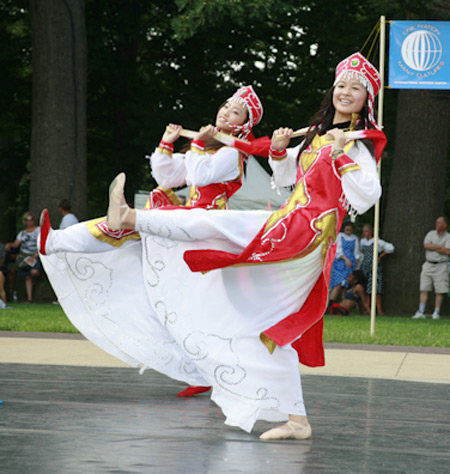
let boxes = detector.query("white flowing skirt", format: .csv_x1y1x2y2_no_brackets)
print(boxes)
42,209,323,432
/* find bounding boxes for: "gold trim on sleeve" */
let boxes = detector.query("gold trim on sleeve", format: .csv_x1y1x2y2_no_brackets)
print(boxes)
339,164,362,175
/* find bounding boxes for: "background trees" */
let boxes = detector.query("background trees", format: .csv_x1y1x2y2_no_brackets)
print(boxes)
30,0,87,223
0,0,449,312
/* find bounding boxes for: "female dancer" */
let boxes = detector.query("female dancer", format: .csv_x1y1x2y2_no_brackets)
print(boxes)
148,85,263,211
40,53,386,439
329,221,361,301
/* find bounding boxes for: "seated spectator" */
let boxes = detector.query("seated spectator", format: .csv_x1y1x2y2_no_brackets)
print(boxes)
326,270,370,316
329,221,360,301
5,212,42,303
58,199,79,229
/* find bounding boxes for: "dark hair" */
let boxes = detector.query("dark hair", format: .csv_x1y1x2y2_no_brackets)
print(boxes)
342,221,353,230
350,270,367,287
58,199,72,211
298,85,375,157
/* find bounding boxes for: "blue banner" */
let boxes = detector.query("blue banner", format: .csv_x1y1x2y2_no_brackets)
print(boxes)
389,21,450,89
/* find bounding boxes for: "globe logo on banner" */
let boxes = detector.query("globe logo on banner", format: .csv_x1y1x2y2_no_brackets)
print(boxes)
389,20,450,90
401,30,442,71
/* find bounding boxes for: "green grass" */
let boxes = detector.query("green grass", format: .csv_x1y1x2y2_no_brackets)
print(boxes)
323,314,450,348
0,303,79,334
1,304,449,348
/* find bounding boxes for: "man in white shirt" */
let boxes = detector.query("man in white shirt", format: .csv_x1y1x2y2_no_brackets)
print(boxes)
412,216,450,320
58,199,79,230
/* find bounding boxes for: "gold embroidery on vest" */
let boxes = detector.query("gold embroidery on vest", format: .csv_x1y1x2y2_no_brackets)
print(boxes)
144,187,181,209
300,135,331,173
264,179,308,232
187,186,199,206
213,194,227,210
230,209,338,269
313,212,338,262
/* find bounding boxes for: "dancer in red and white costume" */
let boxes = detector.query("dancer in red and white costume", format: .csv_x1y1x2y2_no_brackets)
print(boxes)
40,53,386,439
148,85,264,211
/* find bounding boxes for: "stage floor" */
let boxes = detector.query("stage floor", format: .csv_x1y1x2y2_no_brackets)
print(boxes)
1,363,449,473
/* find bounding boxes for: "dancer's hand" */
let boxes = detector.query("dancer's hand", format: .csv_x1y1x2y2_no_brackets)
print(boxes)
326,128,346,152
162,124,182,143
195,124,216,141
271,128,292,152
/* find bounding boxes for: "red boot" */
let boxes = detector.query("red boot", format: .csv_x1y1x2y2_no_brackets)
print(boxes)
39,209,52,255
177,386,211,397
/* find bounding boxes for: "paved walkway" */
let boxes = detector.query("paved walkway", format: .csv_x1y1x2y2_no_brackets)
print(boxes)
1,331,449,384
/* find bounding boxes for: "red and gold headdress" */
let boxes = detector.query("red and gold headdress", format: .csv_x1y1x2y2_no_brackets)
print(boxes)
226,85,263,139
334,52,381,129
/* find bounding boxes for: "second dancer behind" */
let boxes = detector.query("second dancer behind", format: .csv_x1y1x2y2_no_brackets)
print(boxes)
148,85,264,210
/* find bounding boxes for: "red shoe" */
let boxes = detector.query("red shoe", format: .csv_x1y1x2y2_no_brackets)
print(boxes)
39,209,52,255
177,386,211,397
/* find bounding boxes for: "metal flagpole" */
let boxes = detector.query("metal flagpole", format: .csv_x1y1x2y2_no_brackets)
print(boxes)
370,15,386,336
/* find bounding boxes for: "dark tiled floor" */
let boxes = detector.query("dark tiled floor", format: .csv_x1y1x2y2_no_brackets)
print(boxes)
0,364,449,474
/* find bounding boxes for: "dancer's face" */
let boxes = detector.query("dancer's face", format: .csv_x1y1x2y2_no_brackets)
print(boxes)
216,100,247,133
332,75,367,123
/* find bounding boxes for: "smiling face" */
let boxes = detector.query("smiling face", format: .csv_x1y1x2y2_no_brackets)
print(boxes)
332,75,368,123
215,100,248,133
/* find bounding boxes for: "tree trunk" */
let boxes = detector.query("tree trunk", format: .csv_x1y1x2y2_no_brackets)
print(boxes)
382,89,450,314
29,0,87,224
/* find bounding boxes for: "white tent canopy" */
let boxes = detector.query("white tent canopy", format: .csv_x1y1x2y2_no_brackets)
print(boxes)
134,156,291,211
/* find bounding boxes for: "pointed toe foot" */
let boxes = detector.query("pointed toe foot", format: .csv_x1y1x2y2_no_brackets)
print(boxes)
260,421,312,440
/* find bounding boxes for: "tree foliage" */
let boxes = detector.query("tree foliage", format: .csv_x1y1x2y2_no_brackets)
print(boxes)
82,0,384,214
0,0,31,239
0,0,449,314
